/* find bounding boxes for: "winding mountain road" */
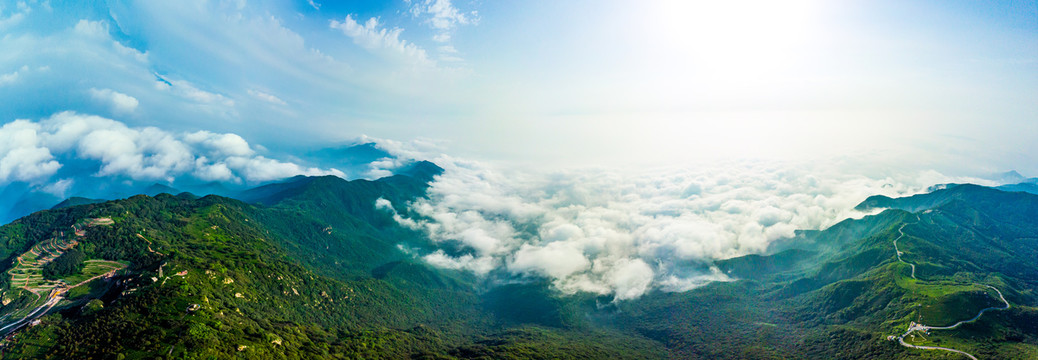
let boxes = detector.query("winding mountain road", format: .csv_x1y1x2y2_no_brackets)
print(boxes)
0,290,62,337
889,218,1011,359
892,223,917,279
0,219,124,340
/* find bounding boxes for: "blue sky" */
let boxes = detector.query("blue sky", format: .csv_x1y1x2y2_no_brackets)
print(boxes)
0,0,1036,180
1,0,1035,294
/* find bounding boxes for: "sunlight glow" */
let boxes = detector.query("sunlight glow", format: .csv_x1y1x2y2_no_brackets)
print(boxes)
638,0,821,86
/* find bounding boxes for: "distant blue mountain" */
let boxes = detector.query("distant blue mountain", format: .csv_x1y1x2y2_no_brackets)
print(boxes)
305,142,395,177
50,197,107,209
0,183,60,224
0,143,426,225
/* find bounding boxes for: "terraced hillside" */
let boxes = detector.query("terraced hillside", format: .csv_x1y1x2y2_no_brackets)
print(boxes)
0,218,127,338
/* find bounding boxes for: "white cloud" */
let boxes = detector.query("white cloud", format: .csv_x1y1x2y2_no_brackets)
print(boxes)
89,88,139,114
409,0,477,31
2,2,477,151
192,157,235,182
422,250,498,276
0,66,26,86
0,112,343,185
658,266,732,293
0,120,60,183
73,19,108,38
330,15,431,66
183,131,254,157
381,154,979,300
71,19,149,63
0,2,31,30
113,41,149,63
75,125,194,181
223,155,344,183
407,0,477,61
606,258,654,301
348,135,447,179
247,89,287,106
307,0,320,10
511,242,590,279
40,178,73,197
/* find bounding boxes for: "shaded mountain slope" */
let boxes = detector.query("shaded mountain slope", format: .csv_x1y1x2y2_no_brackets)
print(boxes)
0,171,1036,359
623,185,1038,359
0,170,665,359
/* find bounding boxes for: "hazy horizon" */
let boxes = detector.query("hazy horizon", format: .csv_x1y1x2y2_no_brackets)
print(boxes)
1,0,1036,299
1,1,1035,175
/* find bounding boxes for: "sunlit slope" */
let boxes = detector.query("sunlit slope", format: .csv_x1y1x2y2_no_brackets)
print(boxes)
0,169,665,359
0,171,1034,359
621,185,1038,359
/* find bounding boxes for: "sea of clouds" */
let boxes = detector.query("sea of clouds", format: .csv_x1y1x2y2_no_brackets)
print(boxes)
375,149,997,300
0,112,1005,300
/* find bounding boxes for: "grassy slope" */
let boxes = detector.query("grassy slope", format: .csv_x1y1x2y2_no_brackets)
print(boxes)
616,189,1038,359
0,180,665,359
0,178,1035,359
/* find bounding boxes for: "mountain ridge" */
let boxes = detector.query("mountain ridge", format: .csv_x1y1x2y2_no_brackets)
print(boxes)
0,172,1034,358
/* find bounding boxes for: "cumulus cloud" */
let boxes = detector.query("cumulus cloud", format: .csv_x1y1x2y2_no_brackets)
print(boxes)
408,0,477,36
511,241,590,279
380,156,978,300
0,112,344,186
89,88,139,114
2,2,477,153
349,135,447,179
223,155,342,183
73,18,107,38
0,120,61,183
407,0,477,61
0,66,25,86
0,1,31,30
330,15,431,66
0,65,46,87
40,178,73,197
183,131,254,157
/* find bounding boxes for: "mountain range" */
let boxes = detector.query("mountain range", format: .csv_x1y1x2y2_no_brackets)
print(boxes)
0,142,402,225
0,163,1034,359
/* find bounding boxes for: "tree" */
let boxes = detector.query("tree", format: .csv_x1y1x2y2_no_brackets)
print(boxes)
42,247,85,280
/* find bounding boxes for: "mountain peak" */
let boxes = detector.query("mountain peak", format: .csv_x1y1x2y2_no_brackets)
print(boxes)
854,183,1029,213
395,161,444,182
50,196,106,210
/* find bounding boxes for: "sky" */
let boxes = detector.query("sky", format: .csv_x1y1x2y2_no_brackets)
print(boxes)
1,0,1036,299
1,0,1035,172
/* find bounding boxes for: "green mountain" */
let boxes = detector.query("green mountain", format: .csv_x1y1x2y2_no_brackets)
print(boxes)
50,197,107,210
0,165,661,359
621,185,1038,359
0,170,1034,359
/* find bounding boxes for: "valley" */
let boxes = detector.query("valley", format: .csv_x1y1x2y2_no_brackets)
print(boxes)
0,218,126,339
0,172,1032,359
3,1,1034,358
887,217,1012,359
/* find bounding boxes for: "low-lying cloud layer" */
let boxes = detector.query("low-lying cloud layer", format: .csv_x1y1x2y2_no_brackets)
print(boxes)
0,111,343,194
382,156,994,300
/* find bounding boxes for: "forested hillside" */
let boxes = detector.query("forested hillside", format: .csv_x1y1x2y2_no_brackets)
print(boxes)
0,170,1034,359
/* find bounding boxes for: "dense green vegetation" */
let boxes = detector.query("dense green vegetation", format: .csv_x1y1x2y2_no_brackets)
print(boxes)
42,247,85,280
0,165,666,358
616,185,1038,359
0,168,1035,359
